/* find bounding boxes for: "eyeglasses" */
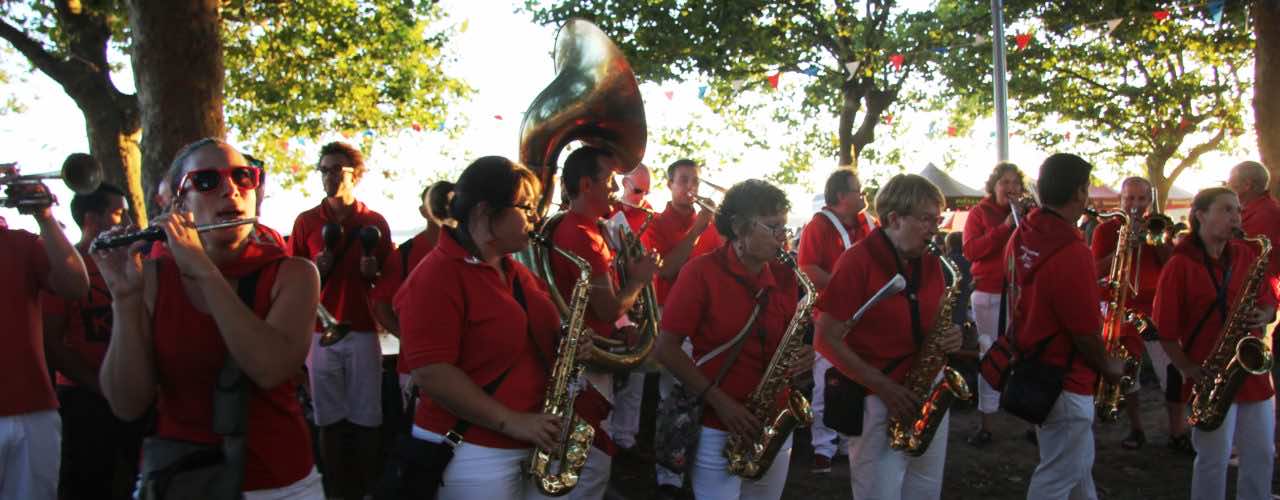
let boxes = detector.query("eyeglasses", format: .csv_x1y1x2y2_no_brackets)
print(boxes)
178,166,262,195
630,188,648,195
509,203,538,220
909,213,945,227
754,220,789,239
318,165,355,176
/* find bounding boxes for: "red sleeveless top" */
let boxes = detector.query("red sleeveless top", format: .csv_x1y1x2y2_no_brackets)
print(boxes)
150,253,313,491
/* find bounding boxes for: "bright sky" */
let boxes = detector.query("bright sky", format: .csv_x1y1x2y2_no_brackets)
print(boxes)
0,0,1251,243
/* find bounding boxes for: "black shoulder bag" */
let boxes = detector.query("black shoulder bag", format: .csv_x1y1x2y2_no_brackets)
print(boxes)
139,269,264,500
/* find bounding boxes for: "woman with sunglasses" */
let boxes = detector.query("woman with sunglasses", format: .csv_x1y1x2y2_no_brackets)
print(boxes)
95,138,323,497
813,174,962,500
393,156,585,499
653,179,805,500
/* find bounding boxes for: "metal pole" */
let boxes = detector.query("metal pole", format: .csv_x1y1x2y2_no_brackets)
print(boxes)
991,0,1010,163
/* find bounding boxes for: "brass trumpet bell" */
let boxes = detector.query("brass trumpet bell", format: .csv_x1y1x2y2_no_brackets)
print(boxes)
1,154,104,207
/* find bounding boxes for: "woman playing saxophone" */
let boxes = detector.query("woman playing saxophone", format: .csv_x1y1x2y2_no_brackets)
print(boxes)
813,174,963,500
1153,187,1277,500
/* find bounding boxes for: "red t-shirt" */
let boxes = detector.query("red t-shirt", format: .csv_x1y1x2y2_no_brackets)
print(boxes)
797,208,872,291
42,250,113,387
1241,194,1280,299
620,200,653,238
815,229,946,389
150,252,313,491
550,210,618,339
642,202,723,304
1091,217,1166,354
394,231,560,449
0,228,56,416
1154,237,1277,402
963,197,1015,293
1005,209,1104,396
660,245,798,430
370,227,439,305
290,200,393,332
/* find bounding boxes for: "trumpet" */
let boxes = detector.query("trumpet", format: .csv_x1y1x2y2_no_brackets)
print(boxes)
89,217,259,252
613,198,658,234
1009,193,1037,228
0,154,103,208
317,303,353,347
1141,213,1185,246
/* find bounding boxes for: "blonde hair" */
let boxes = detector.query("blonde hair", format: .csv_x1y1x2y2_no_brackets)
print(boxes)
873,173,945,221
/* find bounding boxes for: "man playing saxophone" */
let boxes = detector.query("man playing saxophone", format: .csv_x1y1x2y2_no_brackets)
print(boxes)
1090,176,1178,451
813,173,961,500
1153,187,1276,500
653,180,802,500
547,146,658,499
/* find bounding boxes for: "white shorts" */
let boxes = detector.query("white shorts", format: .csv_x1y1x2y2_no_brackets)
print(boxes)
307,330,383,427
133,467,324,500
0,410,61,500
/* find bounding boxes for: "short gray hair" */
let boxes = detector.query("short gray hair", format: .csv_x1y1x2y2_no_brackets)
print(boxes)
1233,161,1269,193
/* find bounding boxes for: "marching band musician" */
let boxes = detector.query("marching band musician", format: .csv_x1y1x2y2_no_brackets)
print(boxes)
797,167,874,473
643,158,723,495
618,163,654,236
813,173,959,500
548,146,659,499
0,156,90,500
393,156,579,498
610,163,654,454
961,162,1026,446
1154,187,1276,500
289,142,393,500
653,179,802,500
370,181,449,336
96,139,323,496
1089,176,1177,451
1005,153,1122,499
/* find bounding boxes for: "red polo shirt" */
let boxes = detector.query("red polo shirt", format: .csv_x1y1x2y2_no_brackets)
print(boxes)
550,210,618,339
1004,209,1104,396
620,200,654,238
963,197,1015,293
660,245,798,430
798,208,872,291
290,200,392,332
370,227,439,305
815,229,945,389
42,250,113,387
0,228,56,416
394,231,560,449
1091,218,1166,354
1154,237,1277,402
643,202,723,304
1241,194,1280,299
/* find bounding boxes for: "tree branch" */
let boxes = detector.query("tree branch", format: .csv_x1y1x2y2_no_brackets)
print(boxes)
1168,124,1228,183
0,18,74,84
1055,65,1121,98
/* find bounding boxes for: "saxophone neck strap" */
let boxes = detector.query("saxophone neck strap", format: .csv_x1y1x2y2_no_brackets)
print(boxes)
878,230,924,348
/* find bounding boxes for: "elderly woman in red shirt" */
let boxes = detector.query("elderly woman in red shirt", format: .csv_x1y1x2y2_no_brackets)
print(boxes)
653,179,804,500
95,138,323,497
1154,187,1277,500
813,173,962,500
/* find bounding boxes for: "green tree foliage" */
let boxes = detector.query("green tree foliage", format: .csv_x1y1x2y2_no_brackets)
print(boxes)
524,1,989,181
935,0,1253,209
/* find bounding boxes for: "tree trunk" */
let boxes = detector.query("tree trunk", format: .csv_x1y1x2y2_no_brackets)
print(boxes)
837,80,862,168
77,96,144,225
1145,153,1173,212
1255,0,1280,196
126,0,226,216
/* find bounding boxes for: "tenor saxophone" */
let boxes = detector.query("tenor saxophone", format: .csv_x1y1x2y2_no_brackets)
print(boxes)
1091,208,1143,422
886,243,974,456
1187,232,1273,432
724,251,816,480
527,232,596,497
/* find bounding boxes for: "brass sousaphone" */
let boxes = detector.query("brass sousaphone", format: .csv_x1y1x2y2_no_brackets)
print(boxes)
520,19,657,372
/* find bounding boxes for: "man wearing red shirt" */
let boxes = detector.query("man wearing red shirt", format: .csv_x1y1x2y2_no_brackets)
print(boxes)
0,169,90,500
610,163,655,453
961,162,1025,445
1154,187,1277,499
290,142,392,500
43,185,145,499
1091,176,1178,451
371,181,445,337
1003,154,1122,499
798,168,875,471
547,146,658,499
618,163,655,236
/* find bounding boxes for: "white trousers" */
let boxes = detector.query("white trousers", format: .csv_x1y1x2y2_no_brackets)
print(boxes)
1147,340,1175,393
690,427,791,500
307,330,383,427
810,354,848,459
847,396,948,500
560,446,612,500
0,410,60,500
609,371,645,449
1027,392,1097,500
971,291,1003,414
1191,398,1276,500
412,427,545,500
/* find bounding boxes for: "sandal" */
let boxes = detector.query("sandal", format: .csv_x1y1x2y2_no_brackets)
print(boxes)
1121,430,1146,450
1168,433,1195,456
966,429,993,448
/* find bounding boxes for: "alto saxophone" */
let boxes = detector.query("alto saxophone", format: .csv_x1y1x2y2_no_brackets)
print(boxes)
724,251,816,479
886,243,973,456
1091,208,1143,421
1187,232,1273,431
527,232,596,497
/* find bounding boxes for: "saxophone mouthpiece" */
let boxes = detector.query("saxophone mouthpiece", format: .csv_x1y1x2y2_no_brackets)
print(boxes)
1232,227,1246,239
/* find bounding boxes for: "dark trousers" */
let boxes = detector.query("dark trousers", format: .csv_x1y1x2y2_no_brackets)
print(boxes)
57,385,148,500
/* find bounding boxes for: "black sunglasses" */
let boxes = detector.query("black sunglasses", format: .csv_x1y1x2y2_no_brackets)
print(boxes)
180,166,262,195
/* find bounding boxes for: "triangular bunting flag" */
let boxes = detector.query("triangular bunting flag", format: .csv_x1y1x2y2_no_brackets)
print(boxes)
1105,18,1123,35
411,123,422,132
802,65,820,76
844,61,861,81
1209,0,1225,24
767,72,781,89
664,90,674,100
933,47,948,55
1015,33,1031,50
732,79,747,91
973,34,988,46
947,126,957,137
889,54,904,71
494,114,503,121
698,86,708,99
882,113,894,125
1153,10,1169,21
